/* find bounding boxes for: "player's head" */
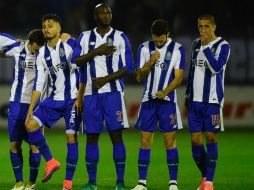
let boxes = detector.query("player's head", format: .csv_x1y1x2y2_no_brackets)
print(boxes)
151,19,169,48
198,14,216,39
94,3,112,27
41,14,62,40
28,29,46,54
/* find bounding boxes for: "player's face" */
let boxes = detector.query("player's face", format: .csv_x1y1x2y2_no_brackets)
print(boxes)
95,6,112,27
198,19,216,40
42,19,61,40
152,34,167,48
30,42,43,54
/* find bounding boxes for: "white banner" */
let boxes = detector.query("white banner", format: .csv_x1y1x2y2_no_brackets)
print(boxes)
0,85,253,128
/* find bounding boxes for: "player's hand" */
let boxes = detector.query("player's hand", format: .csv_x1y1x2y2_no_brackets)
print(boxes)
200,33,209,46
61,33,71,42
150,50,160,64
95,43,117,56
92,76,108,89
73,98,83,115
156,90,166,99
25,109,34,126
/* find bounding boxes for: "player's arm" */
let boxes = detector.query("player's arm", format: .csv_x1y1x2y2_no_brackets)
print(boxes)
156,46,185,99
73,82,85,115
75,43,116,67
135,50,160,82
92,67,127,89
26,55,47,123
156,69,184,99
202,43,230,74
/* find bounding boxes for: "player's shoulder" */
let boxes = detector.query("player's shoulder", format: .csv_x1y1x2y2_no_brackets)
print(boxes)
217,37,230,46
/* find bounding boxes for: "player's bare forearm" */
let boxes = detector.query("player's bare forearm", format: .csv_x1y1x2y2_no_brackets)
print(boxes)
75,50,98,67
28,90,41,112
77,82,85,101
105,67,127,81
160,69,184,95
135,60,154,82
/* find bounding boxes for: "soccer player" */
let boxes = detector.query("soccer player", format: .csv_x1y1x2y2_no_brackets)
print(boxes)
131,19,185,190
25,14,81,190
185,14,230,190
72,3,134,190
0,30,46,190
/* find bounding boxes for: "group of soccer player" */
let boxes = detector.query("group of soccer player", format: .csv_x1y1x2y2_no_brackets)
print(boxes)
0,3,230,190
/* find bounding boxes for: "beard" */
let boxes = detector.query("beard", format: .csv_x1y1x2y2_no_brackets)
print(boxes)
44,33,58,41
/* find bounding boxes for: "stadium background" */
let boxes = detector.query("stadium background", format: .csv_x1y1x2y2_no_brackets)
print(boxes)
0,0,253,189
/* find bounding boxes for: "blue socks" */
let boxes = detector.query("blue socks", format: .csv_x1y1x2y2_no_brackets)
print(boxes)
113,142,126,183
29,152,41,183
65,143,78,180
138,148,151,180
10,151,23,182
192,144,206,177
206,143,218,182
27,129,52,161
86,144,99,184
167,148,179,181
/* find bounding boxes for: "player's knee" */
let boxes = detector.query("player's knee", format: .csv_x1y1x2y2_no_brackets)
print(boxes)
206,134,217,144
191,132,203,146
141,137,153,148
164,138,176,149
10,142,22,153
66,134,77,143
25,119,39,132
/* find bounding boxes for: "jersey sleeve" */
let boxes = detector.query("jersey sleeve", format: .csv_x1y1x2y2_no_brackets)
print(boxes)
119,33,134,74
203,42,230,73
3,42,21,57
71,32,85,64
33,53,48,92
136,43,146,69
0,33,16,48
174,46,185,70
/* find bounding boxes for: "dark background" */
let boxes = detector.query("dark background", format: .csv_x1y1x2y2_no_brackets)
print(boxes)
0,0,253,84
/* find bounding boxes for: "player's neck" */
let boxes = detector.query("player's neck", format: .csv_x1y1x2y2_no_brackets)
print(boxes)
209,34,217,43
47,36,60,48
96,26,111,35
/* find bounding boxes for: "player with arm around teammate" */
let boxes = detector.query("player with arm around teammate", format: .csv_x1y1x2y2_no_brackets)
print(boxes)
185,14,230,190
25,14,82,190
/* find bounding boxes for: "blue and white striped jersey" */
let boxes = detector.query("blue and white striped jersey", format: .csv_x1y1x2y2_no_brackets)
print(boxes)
72,27,134,95
3,40,44,103
0,33,16,48
137,38,185,102
34,38,79,100
186,37,230,106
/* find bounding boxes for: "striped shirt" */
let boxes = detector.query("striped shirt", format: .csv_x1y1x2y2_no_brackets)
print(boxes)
34,38,79,100
3,40,45,103
137,38,185,102
72,27,134,95
0,33,16,48
186,37,230,106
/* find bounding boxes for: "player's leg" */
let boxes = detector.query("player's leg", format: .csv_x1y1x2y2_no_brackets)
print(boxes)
158,101,179,190
8,102,27,190
188,102,207,190
25,145,41,190
25,99,61,183
203,103,220,190
103,92,129,190
63,101,82,190
132,100,157,190
81,95,103,190
109,129,126,190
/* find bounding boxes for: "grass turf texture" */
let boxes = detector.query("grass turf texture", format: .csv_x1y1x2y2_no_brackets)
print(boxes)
0,128,253,190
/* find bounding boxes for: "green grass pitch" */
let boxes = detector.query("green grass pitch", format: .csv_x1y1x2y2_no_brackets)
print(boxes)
0,128,253,190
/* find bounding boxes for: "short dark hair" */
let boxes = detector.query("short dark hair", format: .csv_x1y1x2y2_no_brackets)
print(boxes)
28,29,46,46
151,19,169,36
41,14,62,28
198,14,216,25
